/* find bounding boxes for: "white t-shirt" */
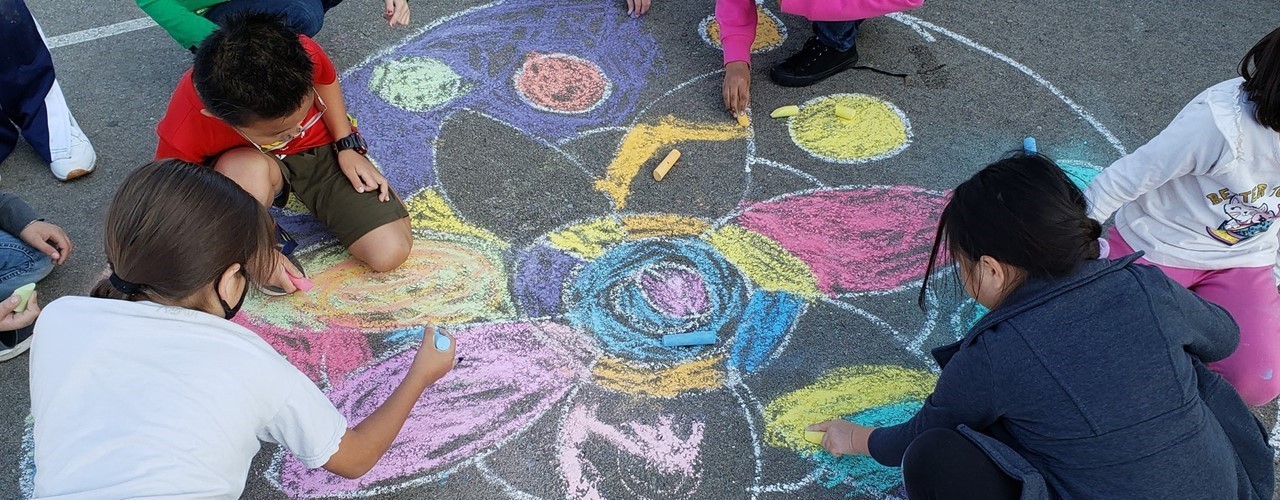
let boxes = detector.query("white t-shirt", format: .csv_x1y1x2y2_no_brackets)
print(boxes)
1086,78,1280,272
29,297,347,499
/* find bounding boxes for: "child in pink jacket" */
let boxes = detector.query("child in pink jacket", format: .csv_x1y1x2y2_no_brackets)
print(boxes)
716,0,924,114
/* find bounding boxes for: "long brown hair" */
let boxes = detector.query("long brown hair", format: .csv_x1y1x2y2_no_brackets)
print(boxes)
91,160,277,306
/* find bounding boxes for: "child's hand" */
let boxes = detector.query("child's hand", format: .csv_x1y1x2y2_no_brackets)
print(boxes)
723,61,751,115
409,325,456,384
807,420,874,457
626,0,650,16
0,290,39,331
263,251,302,295
337,150,391,202
20,221,72,265
384,0,410,26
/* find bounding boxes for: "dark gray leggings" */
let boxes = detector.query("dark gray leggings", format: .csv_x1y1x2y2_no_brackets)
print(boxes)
902,428,1022,500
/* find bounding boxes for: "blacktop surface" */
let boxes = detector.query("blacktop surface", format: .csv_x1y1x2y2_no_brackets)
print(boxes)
4,0,1280,498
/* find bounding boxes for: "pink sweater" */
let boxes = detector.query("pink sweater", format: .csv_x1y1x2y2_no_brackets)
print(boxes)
715,0,925,65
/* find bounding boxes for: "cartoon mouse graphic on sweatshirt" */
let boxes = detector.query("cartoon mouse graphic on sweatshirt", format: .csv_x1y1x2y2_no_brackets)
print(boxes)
1207,194,1277,245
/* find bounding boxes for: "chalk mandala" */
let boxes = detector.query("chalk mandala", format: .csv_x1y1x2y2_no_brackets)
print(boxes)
18,1,1133,498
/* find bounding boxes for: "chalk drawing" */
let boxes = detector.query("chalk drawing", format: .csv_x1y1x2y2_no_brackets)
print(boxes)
594,116,750,209
698,5,787,54
514,52,614,114
787,94,913,164
559,404,706,499
95,0,1151,497
369,57,469,112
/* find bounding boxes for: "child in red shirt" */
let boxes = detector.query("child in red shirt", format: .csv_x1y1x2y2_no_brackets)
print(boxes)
155,13,411,293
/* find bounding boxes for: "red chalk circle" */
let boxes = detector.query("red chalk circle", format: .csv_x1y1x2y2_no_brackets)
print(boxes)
513,52,613,114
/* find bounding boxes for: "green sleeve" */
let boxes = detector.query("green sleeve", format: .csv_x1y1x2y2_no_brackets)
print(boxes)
136,0,220,50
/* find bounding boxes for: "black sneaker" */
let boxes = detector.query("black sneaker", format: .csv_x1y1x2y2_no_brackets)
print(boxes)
0,326,33,362
769,36,860,87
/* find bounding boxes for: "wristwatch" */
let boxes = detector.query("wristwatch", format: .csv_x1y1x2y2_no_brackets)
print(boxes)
335,130,368,155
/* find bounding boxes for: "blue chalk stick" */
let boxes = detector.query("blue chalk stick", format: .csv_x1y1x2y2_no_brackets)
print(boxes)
1023,137,1038,154
662,332,717,347
434,330,452,351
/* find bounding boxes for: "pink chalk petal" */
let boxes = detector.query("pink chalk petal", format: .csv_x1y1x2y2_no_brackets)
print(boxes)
734,186,948,294
271,321,592,497
559,402,706,499
236,319,374,387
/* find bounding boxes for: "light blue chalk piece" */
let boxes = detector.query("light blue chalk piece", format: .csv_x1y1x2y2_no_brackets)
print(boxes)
1023,136,1037,154
1264,369,1274,380
663,332,717,347
434,330,452,351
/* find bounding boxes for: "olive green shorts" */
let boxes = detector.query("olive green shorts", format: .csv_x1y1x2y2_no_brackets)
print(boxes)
271,145,409,248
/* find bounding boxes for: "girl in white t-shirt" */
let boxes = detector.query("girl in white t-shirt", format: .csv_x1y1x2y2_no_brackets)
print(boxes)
29,160,455,498
1086,27,1280,406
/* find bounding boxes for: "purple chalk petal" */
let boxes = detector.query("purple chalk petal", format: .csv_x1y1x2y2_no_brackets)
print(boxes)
514,244,586,317
638,265,709,317
271,321,592,497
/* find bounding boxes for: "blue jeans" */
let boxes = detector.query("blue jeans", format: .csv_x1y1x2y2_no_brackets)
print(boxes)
205,0,329,37
0,230,51,299
812,20,861,52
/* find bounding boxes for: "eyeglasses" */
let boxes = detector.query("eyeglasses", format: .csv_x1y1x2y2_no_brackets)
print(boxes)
234,89,327,153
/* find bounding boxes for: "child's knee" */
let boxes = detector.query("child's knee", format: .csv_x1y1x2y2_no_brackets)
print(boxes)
213,148,281,205
352,220,412,272
1232,374,1280,406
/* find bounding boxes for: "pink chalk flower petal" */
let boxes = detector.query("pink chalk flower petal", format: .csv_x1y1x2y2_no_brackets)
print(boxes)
559,403,707,499
733,186,949,295
270,321,593,497
236,319,374,388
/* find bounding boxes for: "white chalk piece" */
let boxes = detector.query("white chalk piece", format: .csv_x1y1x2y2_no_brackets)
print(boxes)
11,283,34,313
736,112,751,128
834,105,855,121
662,331,716,347
652,148,682,181
804,430,825,445
770,105,799,118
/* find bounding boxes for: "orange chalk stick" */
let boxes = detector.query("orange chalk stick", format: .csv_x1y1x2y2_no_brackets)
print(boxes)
652,149,682,181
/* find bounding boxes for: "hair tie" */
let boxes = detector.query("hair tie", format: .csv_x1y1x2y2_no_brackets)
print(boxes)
109,273,143,295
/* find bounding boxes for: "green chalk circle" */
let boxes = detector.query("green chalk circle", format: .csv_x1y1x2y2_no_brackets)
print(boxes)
11,283,34,313
370,57,469,112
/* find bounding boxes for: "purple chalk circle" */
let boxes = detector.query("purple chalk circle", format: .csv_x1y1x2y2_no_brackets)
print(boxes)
663,332,717,347
638,264,711,317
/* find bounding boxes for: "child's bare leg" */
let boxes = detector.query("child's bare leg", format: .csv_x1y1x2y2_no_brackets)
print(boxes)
213,148,285,206
349,217,412,272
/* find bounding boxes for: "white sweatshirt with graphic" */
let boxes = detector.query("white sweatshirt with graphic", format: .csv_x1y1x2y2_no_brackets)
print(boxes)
1086,78,1280,278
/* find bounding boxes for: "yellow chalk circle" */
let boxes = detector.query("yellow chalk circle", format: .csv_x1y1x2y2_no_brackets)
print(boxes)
736,112,751,128
11,283,34,313
652,148,682,181
834,105,855,121
788,94,912,164
770,105,799,118
804,430,825,445
764,365,935,451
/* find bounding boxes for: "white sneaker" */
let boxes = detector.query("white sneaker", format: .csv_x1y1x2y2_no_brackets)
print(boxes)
49,116,96,181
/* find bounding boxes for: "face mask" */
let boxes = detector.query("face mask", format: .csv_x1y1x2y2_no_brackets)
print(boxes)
214,268,249,320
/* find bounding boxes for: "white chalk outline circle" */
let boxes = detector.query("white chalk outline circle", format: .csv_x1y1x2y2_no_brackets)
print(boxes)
512,52,615,115
697,7,788,55
786,93,914,165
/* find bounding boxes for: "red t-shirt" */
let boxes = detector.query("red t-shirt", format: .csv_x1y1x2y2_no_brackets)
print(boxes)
155,36,338,162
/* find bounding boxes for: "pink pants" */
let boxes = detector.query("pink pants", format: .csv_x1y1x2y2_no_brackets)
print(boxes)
1107,228,1280,406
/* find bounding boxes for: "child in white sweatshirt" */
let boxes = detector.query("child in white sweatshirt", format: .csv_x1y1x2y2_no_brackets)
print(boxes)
1086,27,1280,406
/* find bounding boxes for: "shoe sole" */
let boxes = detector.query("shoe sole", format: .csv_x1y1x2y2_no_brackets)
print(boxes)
0,335,33,362
769,57,860,88
56,168,94,182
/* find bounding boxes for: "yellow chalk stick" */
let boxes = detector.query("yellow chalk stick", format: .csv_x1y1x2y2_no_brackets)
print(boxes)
11,283,34,313
736,112,751,128
652,148,682,181
804,430,825,445
770,105,800,118
834,105,855,121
